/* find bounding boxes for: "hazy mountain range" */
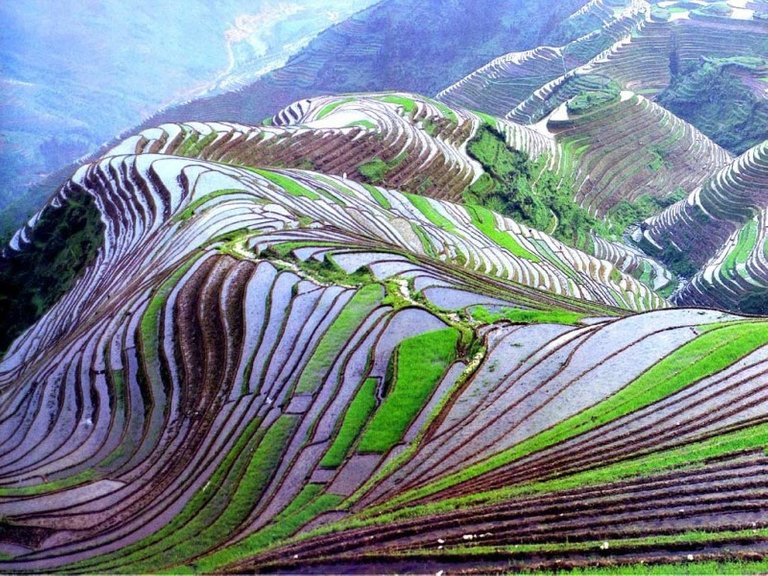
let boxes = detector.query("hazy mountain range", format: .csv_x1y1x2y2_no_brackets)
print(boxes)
0,0,375,214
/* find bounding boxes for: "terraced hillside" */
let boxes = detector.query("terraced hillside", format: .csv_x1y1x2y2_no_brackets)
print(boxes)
657,55,768,154
108,93,552,205
4,2,768,571
438,0,650,119
430,0,768,311
101,92,684,293
547,91,731,216
109,91,725,255
640,141,768,311
0,111,768,573
2,97,768,573
438,0,768,148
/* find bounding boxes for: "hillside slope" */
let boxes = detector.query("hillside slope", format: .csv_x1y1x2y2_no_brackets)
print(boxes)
438,0,768,152
438,0,649,119
657,55,768,155
640,141,768,311
2,114,768,574
102,92,684,292
3,4,768,572
546,91,731,216
107,92,553,206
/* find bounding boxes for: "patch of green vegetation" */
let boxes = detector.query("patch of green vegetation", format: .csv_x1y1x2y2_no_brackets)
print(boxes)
470,112,497,129
283,253,374,287
603,189,687,239
313,175,356,197
187,484,343,574
316,97,354,119
361,183,392,209
174,189,245,222
252,169,320,200
320,377,379,467
357,151,409,185
119,415,297,573
547,4,609,44
393,525,768,560
378,320,768,509
342,336,487,511
112,369,125,410
646,144,670,172
381,279,412,310
378,95,417,114
465,124,528,182
357,328,459,453
658,57,768,154
645,235,699,278
476,418,768,508
314,187,345,206
415,176,434,196
421,117,438,136
67,415,266,572
469,305,585,325
141,257,201,362
0,190,104,355
0,469,97,497
467,205,540,262
295,284,384,394
216,229,261,260
463,124,601,248
567,80,621,115
308,413,768,546
410,222,436,257
347,120,377,130
135,255,202,465
723,218,758,280
205,227,252,247
265,241,345,259
180,131,217,157
177,131,200,156
357,157,389,183
406,193,456,231
546,557,768,576
429,99,459,124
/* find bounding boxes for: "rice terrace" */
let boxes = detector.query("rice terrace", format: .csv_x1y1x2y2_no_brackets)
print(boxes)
2,0,768,574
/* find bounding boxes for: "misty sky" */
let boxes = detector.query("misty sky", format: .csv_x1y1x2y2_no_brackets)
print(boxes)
0,0,376,118
0,0,376,200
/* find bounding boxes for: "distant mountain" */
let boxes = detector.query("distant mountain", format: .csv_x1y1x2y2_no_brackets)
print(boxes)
438,0,768,143
0,0,375,222
132,0,591,127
